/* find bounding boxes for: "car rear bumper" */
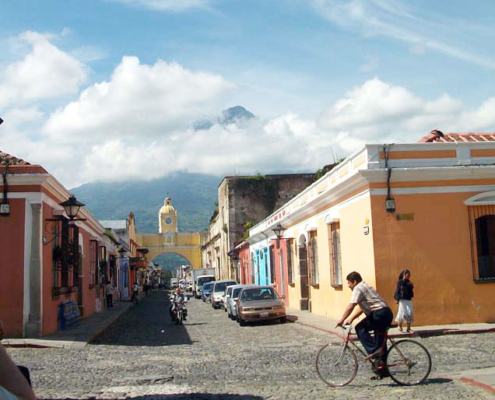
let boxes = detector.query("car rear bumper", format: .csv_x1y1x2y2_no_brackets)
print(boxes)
240,310,286,321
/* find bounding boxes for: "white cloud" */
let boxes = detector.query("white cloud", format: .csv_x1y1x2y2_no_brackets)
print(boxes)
0,31,89,108
43,56,234,143
106,0,211,12
311,0,495,70
2,33,495,189
318,77,495,147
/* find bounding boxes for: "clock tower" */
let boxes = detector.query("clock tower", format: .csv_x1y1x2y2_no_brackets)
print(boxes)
159,197,178,234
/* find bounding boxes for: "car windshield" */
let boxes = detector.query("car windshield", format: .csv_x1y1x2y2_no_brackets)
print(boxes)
241,288,277,301
214,281,236,292
197,276,215,286
232,288,243,298
202,282,213,291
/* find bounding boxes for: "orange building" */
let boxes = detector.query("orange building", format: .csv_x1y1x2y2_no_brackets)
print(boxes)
249,131,495,325
0,151,112,337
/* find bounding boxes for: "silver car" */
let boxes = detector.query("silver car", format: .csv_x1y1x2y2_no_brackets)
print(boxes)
211,280,237,309
225,284,256,320
236,286,286,326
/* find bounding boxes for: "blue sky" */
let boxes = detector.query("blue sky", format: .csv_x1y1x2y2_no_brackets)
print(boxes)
1,0,495,187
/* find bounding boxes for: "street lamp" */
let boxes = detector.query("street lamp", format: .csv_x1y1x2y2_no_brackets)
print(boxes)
43,195,86,245
60,195,85,220
118,247,127,257
272,223,285,249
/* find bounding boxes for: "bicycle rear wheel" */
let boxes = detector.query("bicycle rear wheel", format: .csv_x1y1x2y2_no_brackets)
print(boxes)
386,340,431,385
316,343,358,387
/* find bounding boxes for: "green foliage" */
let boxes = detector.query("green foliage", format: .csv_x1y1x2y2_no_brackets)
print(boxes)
71,172,221,233
254,172,265,180
243,220,255,240
315,159,346,180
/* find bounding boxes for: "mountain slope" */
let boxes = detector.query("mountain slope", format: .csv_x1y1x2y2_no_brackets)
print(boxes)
71,172,221,233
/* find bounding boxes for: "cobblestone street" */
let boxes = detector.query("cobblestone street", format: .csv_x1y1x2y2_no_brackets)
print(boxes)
7,291,495,399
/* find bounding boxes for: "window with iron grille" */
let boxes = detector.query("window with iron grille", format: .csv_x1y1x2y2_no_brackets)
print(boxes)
269,246,276,284
51,219,79,297
468,206,495,282
308,230,319,286
89,240,98,287
287,240,294,285
328,222,342,288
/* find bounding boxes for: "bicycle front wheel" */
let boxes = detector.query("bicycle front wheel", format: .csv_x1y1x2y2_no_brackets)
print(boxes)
386,340,432,385
316,343,358,387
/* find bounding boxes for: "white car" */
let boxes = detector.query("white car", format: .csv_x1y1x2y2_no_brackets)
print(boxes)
222,285,236,312
225,284,257,319
211,280,237,309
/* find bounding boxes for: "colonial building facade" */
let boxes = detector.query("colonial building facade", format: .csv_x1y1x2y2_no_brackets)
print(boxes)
0,151,119,337
249,132,495,325
203,174,316,281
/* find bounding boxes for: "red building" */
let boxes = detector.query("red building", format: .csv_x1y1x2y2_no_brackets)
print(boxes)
0,151,113,337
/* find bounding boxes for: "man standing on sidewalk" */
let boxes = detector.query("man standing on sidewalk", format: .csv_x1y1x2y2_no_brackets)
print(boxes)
106,282,114,308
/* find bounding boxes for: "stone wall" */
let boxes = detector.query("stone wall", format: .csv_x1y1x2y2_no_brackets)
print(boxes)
206,174,315,280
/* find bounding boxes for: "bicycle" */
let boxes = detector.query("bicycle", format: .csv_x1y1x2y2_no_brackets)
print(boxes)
316,324,432,387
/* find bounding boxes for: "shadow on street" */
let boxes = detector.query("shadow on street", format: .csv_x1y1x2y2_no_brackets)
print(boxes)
90,290,193,347
47,395,264,400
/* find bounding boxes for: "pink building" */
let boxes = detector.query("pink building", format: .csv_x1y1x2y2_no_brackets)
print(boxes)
0,151,111,337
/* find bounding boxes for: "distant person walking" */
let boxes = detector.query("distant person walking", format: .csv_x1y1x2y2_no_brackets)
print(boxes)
144,282,150,297
131,282,139,304
106,282,114,308
394,269,414,333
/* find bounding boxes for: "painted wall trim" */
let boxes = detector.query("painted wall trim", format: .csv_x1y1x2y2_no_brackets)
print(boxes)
370,184,495,196
464,191,495,205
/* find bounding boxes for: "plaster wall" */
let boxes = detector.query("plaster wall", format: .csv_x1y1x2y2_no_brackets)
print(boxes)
285,195,375,320
371,190,495,325
0,198,26,337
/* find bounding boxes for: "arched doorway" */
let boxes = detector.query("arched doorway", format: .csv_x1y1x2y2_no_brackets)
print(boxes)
153,252,192,284
298,234,309,311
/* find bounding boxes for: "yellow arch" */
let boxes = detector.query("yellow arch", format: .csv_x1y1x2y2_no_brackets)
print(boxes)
137,232,202,269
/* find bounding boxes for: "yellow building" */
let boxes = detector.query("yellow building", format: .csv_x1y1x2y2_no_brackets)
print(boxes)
137,197,203,268
249,131,495,326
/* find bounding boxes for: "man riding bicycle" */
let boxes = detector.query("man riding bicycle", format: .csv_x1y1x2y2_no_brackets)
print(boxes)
337,272,393,374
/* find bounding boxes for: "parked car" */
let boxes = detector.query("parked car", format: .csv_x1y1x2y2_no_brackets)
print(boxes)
222,285,235,312
226,284,256,320
236,286,286,326
211,280,237,309
201,281,214,303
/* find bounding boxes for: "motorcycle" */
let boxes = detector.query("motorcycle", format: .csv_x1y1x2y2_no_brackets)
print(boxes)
171,296,188,325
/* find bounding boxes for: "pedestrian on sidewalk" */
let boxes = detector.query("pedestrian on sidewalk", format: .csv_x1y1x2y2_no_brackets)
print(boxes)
131,282,139,304
394,269,414,333
106,282,114,308
144,282,150,298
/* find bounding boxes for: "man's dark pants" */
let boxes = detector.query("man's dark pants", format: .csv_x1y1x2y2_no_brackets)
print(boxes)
355,307,393,354
106,294,113,308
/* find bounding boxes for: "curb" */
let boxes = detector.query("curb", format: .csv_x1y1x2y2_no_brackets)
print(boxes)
458,377,495,395
287,315,495,339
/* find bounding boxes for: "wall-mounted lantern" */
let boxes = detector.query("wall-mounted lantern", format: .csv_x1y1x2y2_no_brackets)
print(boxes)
272,223,285,249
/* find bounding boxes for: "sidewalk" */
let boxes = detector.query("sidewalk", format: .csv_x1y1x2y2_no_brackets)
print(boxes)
286,307,495,394
2,301,134,350
285,307,495,339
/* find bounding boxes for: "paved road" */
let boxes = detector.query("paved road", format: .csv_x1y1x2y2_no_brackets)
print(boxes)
7,290,495,399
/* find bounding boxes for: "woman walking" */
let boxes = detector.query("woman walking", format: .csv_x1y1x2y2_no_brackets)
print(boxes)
394,269,414,333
